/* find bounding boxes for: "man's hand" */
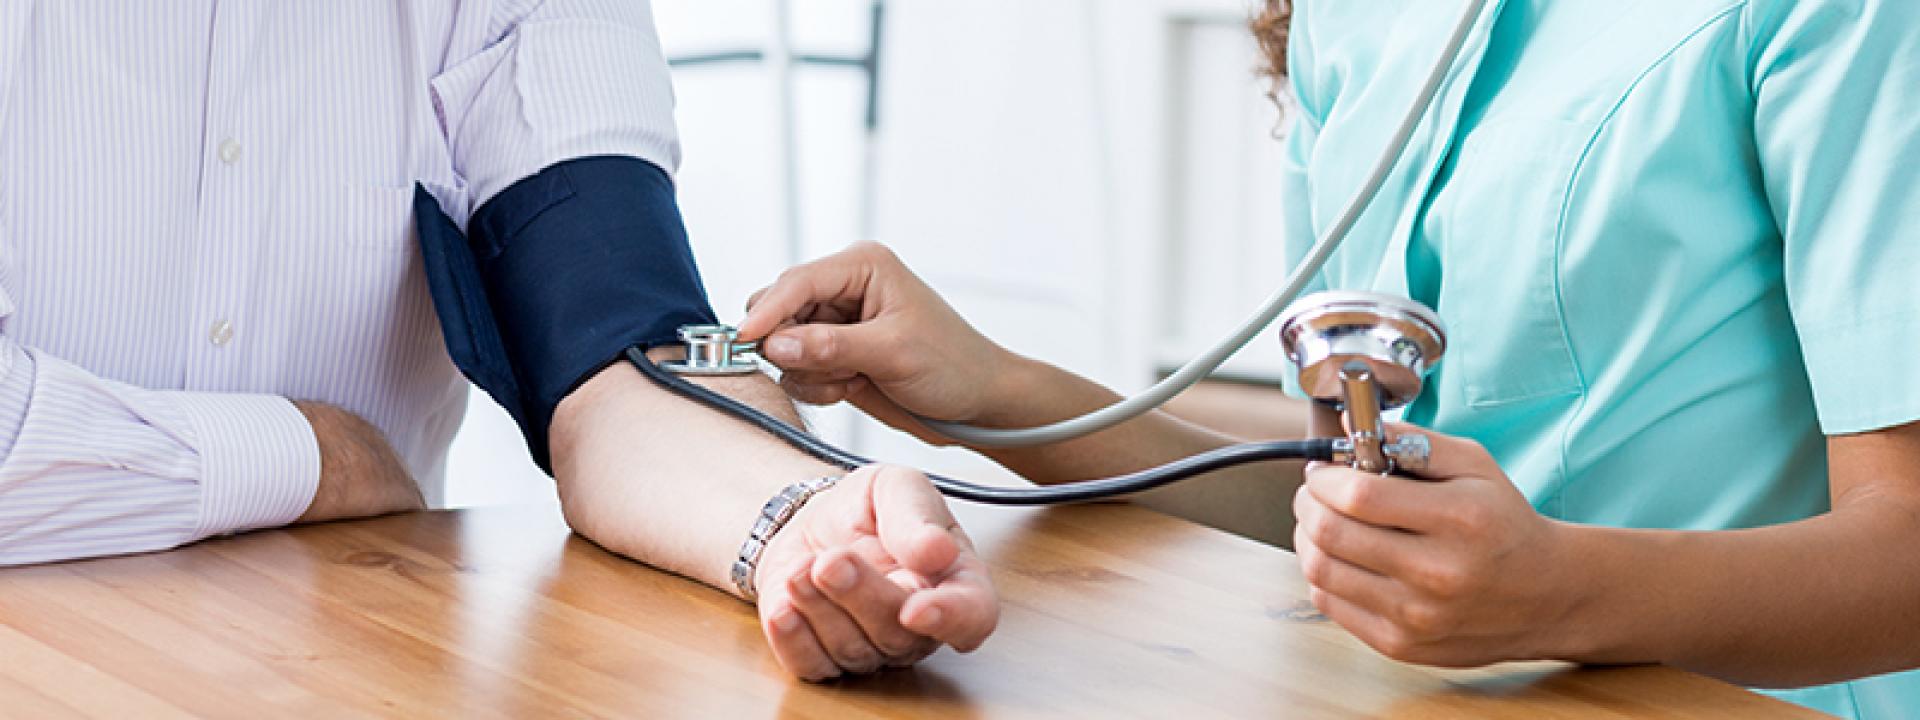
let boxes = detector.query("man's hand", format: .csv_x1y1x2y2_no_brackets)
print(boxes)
1291,425,1581,666
549,358,1002,680
754,465,999,680
292,400,424,523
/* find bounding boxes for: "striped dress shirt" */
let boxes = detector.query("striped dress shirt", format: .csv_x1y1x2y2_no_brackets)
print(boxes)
0,0,680,564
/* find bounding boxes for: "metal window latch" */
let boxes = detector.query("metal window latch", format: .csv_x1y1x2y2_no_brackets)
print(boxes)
662,324,762,376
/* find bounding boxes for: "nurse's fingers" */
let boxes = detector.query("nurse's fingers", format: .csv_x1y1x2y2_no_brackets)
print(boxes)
762,322,911,379
781,379,862,407
1303,463,1454,533
780,371,866,407
1293,482,1428,577
1294,533,1408,627
739,251,878,341
780,369,858,385
1382,422,1502,481
1308,587,1436,665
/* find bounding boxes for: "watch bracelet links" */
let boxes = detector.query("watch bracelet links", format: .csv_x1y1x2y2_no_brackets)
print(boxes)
732,476,841,602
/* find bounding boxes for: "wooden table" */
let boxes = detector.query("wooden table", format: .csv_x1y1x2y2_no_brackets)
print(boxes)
0,502,1823,719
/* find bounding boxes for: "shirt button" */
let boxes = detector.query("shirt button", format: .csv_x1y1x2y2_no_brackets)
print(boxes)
218,139,242,165
209,319,234,347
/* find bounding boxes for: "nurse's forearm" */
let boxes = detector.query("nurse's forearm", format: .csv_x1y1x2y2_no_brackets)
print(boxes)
1557,497,1920,687
966,356,1300,487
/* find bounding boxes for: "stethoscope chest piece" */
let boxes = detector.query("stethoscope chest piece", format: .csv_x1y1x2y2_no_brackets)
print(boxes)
1279,291,1448,474
1278,290,1446,411
660,324,763,376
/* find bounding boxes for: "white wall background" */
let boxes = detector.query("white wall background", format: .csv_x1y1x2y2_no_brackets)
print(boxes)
441,0,1295,508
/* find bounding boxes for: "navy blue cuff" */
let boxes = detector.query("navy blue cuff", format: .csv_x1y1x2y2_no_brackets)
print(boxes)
416,156,718,473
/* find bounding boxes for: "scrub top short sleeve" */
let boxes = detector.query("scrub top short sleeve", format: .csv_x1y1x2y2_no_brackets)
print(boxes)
1752,0,1920,435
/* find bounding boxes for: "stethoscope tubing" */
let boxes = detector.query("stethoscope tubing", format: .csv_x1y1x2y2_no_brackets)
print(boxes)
629,347,1335,506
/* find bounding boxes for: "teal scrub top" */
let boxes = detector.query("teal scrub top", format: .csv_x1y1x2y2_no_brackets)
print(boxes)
1280,0,1920,716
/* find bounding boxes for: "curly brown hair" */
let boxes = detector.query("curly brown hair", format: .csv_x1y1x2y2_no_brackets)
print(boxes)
1252,0,1292,81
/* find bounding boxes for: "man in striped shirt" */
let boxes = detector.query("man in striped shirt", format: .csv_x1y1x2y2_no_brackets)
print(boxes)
0,0,996,680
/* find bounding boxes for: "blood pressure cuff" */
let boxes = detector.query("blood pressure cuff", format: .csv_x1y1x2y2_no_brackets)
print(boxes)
414,155,719,474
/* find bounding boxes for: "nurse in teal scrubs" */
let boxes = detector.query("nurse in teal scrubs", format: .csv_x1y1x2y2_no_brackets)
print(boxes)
736,0,1920,716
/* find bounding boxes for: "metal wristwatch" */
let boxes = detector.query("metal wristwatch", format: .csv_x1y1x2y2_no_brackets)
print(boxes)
732,476,841,603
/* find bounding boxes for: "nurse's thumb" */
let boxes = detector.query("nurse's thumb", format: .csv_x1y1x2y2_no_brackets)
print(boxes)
762,322,906,378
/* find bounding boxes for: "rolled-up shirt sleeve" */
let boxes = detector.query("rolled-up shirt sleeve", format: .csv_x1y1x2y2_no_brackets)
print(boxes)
429,0,680,211
0,332,320,566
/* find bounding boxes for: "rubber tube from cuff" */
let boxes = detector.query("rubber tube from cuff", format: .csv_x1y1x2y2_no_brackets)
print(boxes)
626,346,1337,506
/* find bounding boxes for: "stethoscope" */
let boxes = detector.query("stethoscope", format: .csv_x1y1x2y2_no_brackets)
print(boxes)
641,0,1491,505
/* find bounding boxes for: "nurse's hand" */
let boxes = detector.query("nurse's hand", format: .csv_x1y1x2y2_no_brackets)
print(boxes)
738,243,1024,445
754,465,999,680
1292,426,1584,666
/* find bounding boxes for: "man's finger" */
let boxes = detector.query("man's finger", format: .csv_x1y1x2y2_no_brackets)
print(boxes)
868,466,963,577
786,557,887,673
900,565,999,652
761,594,842,681
810,548,928,660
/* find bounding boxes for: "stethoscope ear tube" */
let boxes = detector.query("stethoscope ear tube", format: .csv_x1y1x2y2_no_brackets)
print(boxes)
628,346,1336,506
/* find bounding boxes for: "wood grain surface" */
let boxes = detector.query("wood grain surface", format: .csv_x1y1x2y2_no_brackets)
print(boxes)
0,501,1827,719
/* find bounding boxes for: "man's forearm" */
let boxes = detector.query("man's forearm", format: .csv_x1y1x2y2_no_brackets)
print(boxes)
1554,497,1920,687
549,348,843,594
